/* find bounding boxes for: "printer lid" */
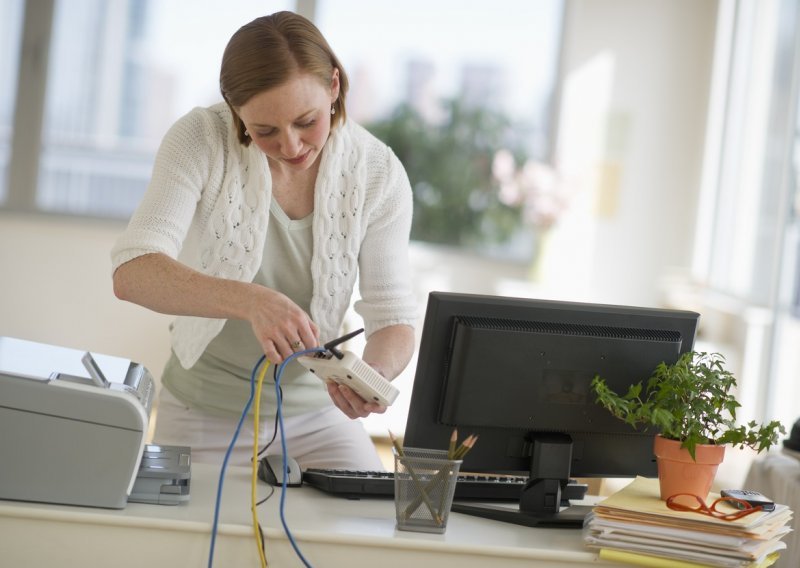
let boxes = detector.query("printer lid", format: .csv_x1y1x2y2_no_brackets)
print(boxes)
0,336,131,382
0,337,147,432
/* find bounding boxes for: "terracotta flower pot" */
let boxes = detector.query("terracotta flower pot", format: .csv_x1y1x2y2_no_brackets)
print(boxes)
653,434,726,501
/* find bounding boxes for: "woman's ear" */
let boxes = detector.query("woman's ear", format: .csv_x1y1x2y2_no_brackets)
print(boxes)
330,68,341,102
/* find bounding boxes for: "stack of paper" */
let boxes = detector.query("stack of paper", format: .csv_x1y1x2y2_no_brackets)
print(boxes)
584,477,793,568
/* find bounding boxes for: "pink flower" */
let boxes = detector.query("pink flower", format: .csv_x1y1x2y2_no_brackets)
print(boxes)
492,149,572,230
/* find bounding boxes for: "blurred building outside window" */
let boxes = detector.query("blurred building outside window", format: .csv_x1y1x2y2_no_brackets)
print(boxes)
2,0,292,217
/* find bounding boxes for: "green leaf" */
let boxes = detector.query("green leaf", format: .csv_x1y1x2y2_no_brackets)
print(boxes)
588,350,785,454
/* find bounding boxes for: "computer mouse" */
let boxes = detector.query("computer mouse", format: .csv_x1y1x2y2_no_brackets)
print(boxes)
258,454,303,487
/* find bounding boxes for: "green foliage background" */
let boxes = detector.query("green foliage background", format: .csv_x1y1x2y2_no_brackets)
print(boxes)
367,98,530,248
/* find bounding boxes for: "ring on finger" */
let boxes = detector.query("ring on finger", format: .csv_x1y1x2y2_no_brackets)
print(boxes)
290,340,302,350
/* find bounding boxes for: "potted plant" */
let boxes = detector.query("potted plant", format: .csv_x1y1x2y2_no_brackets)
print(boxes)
591,351,785,500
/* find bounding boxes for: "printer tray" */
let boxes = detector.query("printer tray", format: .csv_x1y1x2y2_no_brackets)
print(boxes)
129,444,191,505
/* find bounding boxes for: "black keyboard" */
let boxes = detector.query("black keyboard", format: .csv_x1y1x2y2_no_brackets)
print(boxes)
302,468,527,501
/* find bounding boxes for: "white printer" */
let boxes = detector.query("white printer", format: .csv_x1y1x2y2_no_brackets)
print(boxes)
0,336,189,509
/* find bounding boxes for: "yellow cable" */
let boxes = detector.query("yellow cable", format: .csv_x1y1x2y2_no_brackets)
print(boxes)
251,359,271,568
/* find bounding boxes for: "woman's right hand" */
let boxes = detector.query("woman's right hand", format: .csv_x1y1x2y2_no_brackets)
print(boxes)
113,253,318,363
248,287,319,363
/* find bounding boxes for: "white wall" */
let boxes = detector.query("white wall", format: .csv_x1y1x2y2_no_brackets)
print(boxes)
537,0,716,306
0,213,173,376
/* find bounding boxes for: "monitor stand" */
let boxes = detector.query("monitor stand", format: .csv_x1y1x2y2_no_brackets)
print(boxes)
451,478,591,528
451,433,591,528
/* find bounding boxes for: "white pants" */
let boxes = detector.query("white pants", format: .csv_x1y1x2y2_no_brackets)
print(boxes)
152,387,384,471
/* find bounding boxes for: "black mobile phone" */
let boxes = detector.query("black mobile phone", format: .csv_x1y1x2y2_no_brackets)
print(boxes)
720,489,775,511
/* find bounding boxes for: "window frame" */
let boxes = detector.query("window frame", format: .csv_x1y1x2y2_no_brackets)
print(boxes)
5,0,54,213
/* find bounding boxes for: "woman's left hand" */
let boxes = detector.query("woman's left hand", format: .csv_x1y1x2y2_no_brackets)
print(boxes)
325,325,414,419
326,381,387,419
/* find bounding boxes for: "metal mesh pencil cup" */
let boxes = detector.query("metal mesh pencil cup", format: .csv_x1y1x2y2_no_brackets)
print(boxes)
393,447,462,533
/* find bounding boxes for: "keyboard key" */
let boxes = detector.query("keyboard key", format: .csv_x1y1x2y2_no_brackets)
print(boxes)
302,468,528,501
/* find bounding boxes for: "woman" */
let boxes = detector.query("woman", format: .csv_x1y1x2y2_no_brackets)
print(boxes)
111,11,417,470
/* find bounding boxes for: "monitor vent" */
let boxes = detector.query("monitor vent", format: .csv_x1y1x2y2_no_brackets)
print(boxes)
455,315,682,343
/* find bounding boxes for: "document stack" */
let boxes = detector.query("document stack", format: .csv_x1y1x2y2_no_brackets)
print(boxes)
583,477,793,568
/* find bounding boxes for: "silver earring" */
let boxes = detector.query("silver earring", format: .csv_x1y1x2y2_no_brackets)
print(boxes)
244,130,250,137
330,104,336,115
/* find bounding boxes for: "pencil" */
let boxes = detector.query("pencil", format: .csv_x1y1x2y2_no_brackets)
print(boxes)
462,434,479,459
403,433,480,521
389,429,442,524
448,428,458,460
453,434,478,460
388,429,404,457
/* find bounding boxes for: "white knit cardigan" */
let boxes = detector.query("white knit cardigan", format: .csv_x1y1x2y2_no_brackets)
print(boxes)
111,103,417,369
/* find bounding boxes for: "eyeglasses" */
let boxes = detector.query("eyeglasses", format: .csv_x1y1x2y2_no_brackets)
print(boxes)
666,493,764,521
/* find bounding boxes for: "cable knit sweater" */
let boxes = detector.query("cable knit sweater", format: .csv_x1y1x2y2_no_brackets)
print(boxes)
111,103,417,369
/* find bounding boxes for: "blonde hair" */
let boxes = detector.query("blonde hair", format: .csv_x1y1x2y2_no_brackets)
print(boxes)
220,11,349,146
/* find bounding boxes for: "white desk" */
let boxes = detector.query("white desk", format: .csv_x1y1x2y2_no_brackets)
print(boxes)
0,463,621,567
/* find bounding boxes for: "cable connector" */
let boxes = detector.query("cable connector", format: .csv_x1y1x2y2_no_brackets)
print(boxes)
323,328,365,359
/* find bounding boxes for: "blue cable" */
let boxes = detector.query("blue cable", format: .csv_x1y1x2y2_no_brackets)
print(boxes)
275,348,323,568
207,354,265,568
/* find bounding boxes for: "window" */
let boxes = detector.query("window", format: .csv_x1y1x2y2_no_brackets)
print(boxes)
3,0,292,217
2,0,566,268
4,0,565,250
694,0,800,432
770,0,800,430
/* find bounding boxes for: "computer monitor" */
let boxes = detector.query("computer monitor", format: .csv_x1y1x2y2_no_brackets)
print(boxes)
403,291,700,527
